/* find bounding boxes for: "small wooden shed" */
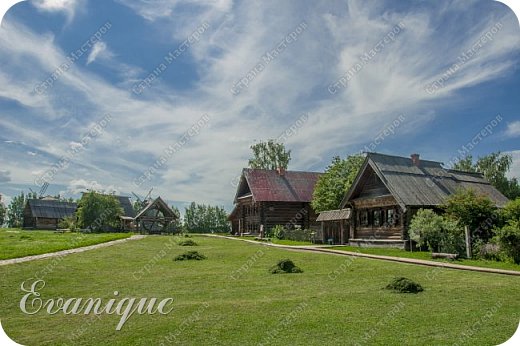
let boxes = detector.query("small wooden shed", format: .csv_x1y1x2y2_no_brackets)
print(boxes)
316,209,351,245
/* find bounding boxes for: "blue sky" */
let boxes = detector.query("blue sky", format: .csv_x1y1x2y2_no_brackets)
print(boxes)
0,0,519,212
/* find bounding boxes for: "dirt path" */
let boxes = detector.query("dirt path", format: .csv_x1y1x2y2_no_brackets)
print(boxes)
0,235,147,266
204,234,520,277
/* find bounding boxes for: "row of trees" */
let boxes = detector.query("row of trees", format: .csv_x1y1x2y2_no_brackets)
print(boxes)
184,202,229,233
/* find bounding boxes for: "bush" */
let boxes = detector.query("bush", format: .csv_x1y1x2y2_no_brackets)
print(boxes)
409,209,465,255
269,259,303,274
178,239,198,246
385,277,423,293
271,225,285,240
496,221,520,264
174,251,207,261
58,216,78,232
442,189,497,242
502,198,520,223
476,241,502,261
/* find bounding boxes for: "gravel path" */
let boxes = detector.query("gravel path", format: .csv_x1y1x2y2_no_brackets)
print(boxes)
204,234,520,276
0,235,147,266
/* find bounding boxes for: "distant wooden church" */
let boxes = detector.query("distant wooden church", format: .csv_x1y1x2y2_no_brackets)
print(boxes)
23,198,77,230
229,168,322,235
330,153,509,248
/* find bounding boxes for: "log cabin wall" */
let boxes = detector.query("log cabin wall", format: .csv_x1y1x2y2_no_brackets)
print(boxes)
351,195,404,240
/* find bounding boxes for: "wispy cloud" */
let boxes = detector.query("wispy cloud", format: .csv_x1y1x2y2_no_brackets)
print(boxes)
86,41,110,65
0,170,11,183
32,0,83,23
1,0,519,208
505,121,520,137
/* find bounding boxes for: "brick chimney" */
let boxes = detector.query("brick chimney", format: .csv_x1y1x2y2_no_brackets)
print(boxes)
411,153,420,167
276,167,286,176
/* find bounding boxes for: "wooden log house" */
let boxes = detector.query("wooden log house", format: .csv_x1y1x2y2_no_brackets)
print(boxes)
229,168,322,235
23,198,77,230
338,153,509,248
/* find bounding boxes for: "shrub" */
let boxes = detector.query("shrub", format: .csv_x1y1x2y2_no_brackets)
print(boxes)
477,242,502,261
174,251,206,261
442,189,497,242
409,209,464,254
271,225,285,240
269,259,303,274
502,198,520,223
178,239,198,246
496,221,520,264
58,216,78,232
385,277,423,293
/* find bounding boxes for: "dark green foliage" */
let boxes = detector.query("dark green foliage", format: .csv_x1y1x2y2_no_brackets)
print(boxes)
177,239,198,246
311,155,364,212
271,225,285,240
453,153,520,199
502,198,520,223
409,209,465,255
269,259,303,274
0,202,6,226
7,191,37,228
442,189,497,242
184,202,229,233
174,251,207,261
385,277,423,293
76,191,123,232
248,139,291,170
476,241,502,262
496,221,520,264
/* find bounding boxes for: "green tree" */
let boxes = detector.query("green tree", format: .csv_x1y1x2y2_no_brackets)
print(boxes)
248,140,291,170
184,202,229,233
453,152,520,199
409,209,465,255
0,202,6,226
496,220,520,264
7,191,37,228
76,191,123,231
311,154,365,212
170,205,183,231
442,189,497,242
502,198,520,223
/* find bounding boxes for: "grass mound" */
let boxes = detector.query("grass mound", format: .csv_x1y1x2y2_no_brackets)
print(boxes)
270,259,303,274
385,277,423,293
174,251,207,261
178,239,198,246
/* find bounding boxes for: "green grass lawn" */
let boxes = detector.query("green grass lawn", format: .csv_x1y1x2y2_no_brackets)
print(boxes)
0,228,132,260
0,235,518,345
329,245,520,272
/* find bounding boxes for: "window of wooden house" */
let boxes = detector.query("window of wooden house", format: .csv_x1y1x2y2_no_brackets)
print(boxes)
387,209,395,226
373,209,381,227
360,210,369,227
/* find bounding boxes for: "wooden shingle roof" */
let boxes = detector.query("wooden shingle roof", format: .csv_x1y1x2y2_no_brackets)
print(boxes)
341,153,509,209
234,168,322,203
26,199,77,219
316,209,351,221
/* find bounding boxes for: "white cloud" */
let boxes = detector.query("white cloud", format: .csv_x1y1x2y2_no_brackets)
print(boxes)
86,41,109,65
67,179,119,195
1,0,520,208
0,170,11,183
32,0,82,22
505,121,520,137
506,150,520,180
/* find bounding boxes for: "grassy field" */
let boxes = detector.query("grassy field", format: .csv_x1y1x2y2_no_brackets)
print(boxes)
329,245,520,272
0,235,519,345
0,228,132,260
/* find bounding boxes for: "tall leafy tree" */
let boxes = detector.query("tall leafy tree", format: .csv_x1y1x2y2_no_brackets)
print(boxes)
311,154,365,212
453,152,520,199
248,140,291,170
170,205,183,231
76,191,123,231
0,201,6,227
7,191,37,228
184,202,229,233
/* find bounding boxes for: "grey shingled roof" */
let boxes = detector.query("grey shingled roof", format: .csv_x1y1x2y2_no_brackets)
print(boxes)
26,199,77,219
341,153,509,209
115,196,135,218
316,209,351,221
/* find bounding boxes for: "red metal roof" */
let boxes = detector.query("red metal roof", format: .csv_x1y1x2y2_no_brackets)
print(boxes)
237,168,322,203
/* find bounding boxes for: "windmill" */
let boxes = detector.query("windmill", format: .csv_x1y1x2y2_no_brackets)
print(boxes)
29,182,49,199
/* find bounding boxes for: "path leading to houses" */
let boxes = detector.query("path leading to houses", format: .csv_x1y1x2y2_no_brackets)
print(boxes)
0,235,147,266
204,234,520,277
